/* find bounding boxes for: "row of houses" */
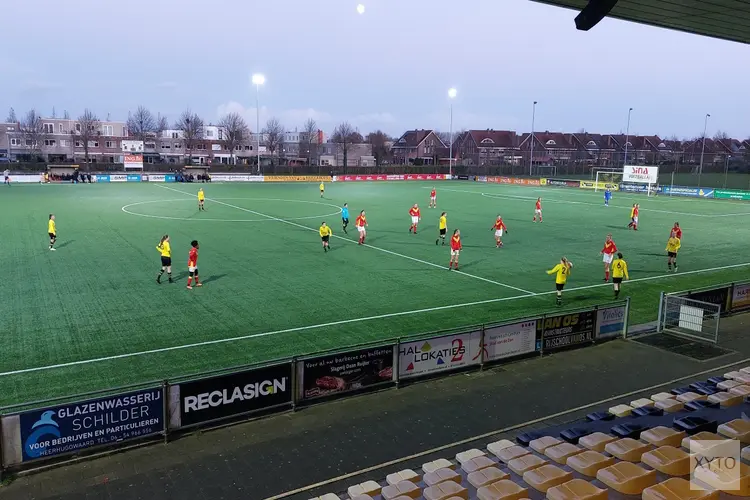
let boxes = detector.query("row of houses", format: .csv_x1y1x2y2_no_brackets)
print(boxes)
2,116,748,169
0,118,375,167
392,129,750,167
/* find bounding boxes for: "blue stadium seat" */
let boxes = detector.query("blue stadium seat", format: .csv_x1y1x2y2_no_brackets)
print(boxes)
611,422,649,439
559,427,592,444
670,386,692,395
672,416,718,435
707,376,726,385
690,381,716,392
685,400,720,411
516,430,545,447
586,411,614,422
695,386,720,396
632,406,664,417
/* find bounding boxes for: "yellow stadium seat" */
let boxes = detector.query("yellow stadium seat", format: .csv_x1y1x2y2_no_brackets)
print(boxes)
381,480,420,500
546,479,607,500
694,459,750,495
596,461,657,495
544,442,584,464
456,448,485,465
604,437,651,462
676,392,706,403
423,458,455,474
423,468,461,487
347,481,381,498
641,426,686,448
522,464,573,493
641,446,691,476
631,398,654,408
467,467,509,488
578,432,617,452
386,469,420,486
681,432,724,452
309,494,340,500
717,379,742,390
718,418,750,443
655,398,685,413
642,477,719,499
477,479,529,500
508,453,547,475
565,450,616,477
487,439,515,457
423,481,469,500
529,436,561,454
608,404,633,417
707,391,743,407
495,445,531,463
729,385,750,397
461,455,496,474
651,392,675,402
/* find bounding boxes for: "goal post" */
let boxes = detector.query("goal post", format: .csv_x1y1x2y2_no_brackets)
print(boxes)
594,169,623,192
657,292,720,344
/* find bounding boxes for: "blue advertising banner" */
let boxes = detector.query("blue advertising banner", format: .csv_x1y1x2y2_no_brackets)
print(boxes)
19,388,164,462
95,174,110,183
661,186,714,198
619,183,651,193
126,174,141,182
165,174,176,183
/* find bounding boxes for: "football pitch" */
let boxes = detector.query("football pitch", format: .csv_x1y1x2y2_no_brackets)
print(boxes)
2,180,750,407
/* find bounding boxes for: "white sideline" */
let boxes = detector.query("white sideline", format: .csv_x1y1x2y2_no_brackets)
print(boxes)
154,184,534,294
2,260,748,377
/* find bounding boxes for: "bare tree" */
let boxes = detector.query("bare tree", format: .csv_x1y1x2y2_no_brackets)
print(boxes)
713,130,730,141
263,118,284,165
331,122,361,171
301,118,319,166
6,108,17,123
435,131,452,145
366,130,391,166
20,109,47,160
218,112,249,164
156,114,169,135
174,109,204,164
75,109,100,165
127,106,156,142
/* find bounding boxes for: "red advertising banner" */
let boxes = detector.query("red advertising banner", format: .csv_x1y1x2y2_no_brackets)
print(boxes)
487,177,541,186
335,174,446,182
337,175,388,181
404,174,447,181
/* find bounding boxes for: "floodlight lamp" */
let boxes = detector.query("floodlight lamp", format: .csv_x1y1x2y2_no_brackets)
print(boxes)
252,74,265,86
448,88,457,99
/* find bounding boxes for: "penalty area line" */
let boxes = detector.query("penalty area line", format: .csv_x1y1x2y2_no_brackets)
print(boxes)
2,261,749,378
154,184,534,294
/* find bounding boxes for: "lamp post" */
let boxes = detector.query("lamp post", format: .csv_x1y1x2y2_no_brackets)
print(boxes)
448,88,457,178
624,107,633,166
530,101,537,176
699,113,710,175
251,73,265,172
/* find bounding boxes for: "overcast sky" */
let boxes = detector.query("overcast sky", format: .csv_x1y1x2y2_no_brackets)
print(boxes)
2,0,748,139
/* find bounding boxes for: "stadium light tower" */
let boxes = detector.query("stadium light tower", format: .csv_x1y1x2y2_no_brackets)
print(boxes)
448,88,457,178
251,73,265,172
624,107,633,166
530,101,537,176
699,113,710,175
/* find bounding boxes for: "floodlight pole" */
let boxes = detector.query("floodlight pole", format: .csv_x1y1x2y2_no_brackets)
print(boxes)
449,102,453,178
699,113,710,175
530,101,537,176
624,107,632,167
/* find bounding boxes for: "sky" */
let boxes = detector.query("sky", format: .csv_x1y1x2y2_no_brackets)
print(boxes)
2,0,748,140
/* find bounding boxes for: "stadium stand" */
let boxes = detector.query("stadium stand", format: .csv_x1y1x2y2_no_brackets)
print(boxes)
312,367,750,499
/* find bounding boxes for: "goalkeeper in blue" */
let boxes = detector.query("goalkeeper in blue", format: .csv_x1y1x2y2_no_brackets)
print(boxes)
604,188,612,207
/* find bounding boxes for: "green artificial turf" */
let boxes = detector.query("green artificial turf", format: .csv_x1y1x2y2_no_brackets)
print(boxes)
2,180,749,407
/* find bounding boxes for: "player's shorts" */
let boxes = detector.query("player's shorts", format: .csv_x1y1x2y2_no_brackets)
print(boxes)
342,218,349,225
411,216,419,224
4,176,8,181
430,196,436,201
556,283,565,291
321,235,329,242
535,209,541,215
48,232,56,239
602,253,614,264
189,266,198,275
451,249,460,257
633,216,639,224
357,226,365,233
161,256,172,267
439,228,447,236
668,251,677,258
495,229,503,237
613,277,623,284
198,198,204,203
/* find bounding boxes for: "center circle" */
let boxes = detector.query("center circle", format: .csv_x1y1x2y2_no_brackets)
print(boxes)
121,198,342,222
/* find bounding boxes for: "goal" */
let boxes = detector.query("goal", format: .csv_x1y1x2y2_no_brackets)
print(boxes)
593,168,622,192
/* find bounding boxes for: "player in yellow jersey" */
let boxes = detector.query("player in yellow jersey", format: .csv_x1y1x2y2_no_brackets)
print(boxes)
48,214,57,251
156,235,173,284
436,212,447,246
197,188,205,211
319,222,332,252
547,257,573,306
666,231,681,271
319,182,325,198
611,252,629,299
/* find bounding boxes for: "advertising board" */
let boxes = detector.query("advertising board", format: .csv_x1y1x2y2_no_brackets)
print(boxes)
177,363,292,427
477,176,488,182
486,177,541,186
545,178,580,188
398,331,481,379
731,283,750,312
19,388,164,462
110,174,127,183
661,186,714,198
404,174,446,181
7,174,43,183
715,189,750,201
580,181,619,191
126,174,141,182
596,305,627,340
683,286,731,313
121,140,144,153
96,174,110,183
123,155,143,170
210,174,264,182
481,320,538,362
623,165,659,184
539,310,596,352
264,175,330,182
619,183,650,193
298,346,394,400
336,174,388,182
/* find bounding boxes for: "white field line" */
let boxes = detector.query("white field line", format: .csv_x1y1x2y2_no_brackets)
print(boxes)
432,187,750,217
3,260,749,378
155,184,533,294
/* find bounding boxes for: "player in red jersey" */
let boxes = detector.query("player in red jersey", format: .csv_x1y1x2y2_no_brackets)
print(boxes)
672,222,682,239
448,229,462,270
187,240,202,290
490,215,508,248
600,233,618,282
429,187,437,208
408,204,421,234
533,197,543,222
355,210,368,245
628,204,640,230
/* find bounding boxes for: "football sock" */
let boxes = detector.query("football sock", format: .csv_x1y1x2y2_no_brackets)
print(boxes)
168,273,172,283
615,289,620,298
605,271,609,280
187,277,192,286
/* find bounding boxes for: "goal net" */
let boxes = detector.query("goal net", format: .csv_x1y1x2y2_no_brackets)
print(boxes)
593,169,623,192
